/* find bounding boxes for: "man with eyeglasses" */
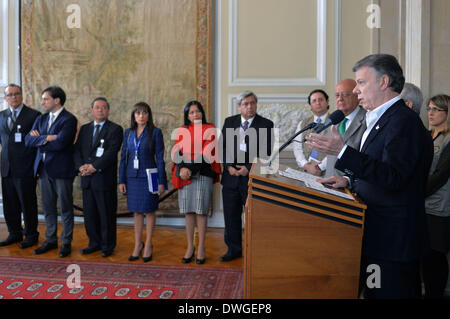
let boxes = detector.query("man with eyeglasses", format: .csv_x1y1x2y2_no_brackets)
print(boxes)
325,79,367,177
0,84,41,248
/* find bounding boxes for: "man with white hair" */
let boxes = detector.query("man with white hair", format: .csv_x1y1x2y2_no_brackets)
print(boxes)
220,91,274,262
400,82,423,115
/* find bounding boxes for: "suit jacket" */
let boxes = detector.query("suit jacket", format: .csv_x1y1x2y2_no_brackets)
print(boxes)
325,106,367,177
335,99,433,262
118,127,168,189
0,105,41,178
74,120,123,191
25,108,78,179
221,113,274,188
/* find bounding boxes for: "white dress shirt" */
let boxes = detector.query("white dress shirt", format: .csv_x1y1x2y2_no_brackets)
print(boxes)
338,95,401,158
293,113,329,171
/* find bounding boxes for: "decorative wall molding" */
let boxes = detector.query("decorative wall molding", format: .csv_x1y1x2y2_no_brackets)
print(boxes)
405,0,430,97
228,0,327,87
0,0,9,88
334,0,341,88
228,94,310,152
228,93,308,116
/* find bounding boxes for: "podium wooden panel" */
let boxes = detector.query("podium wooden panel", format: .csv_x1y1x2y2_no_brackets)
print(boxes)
244,162,366,299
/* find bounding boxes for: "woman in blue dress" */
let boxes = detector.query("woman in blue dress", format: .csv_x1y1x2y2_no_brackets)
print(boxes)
118,102,167,262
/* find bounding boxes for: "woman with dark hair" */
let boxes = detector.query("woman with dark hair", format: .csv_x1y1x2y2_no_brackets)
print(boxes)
119,102,167,262
171,100,221,264
422,94,450,298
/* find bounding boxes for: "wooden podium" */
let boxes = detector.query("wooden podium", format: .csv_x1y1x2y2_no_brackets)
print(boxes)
244,162,366,299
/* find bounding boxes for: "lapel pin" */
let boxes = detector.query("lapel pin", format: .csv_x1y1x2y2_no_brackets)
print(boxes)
375,125,380,130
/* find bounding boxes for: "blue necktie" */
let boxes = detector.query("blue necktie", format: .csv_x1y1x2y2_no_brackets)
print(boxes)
310,118,322,160
92,124,100,144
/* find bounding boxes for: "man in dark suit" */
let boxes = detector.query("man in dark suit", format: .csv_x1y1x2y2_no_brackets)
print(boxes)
0,84,41,248
74,97,123,257
306,54,433,298
25,86,78,258
220,91,274,262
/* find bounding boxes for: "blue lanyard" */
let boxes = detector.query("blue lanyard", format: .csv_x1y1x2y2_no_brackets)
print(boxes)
133,127,146,157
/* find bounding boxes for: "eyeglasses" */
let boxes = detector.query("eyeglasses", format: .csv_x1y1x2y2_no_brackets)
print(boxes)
335,92,354,99
5,92,22,97
426,107,447,113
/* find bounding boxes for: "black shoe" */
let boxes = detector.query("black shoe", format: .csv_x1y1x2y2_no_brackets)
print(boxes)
80,246,101,255
142,244,153,262
59,244,72,258
128,242,144,261
19,238,39,249
182,248,195,264
142,254,152,263
102,250,113,258
0,235,23,247
219,253,242,262
34,242,58,255
196,258,206,265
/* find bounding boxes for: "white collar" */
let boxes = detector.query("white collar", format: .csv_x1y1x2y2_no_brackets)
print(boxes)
49,107,65,120
365,96,401,128
241,116,255,126
345,106,361,122
314,113,328,123
9,104,24,116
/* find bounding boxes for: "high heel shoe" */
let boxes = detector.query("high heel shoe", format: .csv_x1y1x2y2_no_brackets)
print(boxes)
196,249,206,264
181,248,195,264
128,242,144,261
142,245,153,263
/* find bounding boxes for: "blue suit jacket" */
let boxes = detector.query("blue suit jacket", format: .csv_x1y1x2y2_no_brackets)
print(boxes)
25,108,78,179
119,127,168,189
335,99,433,262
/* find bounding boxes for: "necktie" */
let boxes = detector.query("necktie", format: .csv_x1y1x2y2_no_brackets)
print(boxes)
48,114,55,131
92,124,100,144
242,120,249,131
8,110,17,130
339,118,348,136
310,118,322,160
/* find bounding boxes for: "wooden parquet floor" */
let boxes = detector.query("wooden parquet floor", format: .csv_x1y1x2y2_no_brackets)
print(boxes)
0,219,242,269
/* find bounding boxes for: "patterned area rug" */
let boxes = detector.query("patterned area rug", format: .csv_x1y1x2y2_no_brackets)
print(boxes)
0,257,243,299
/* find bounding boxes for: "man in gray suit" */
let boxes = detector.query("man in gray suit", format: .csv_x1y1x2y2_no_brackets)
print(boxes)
325,79,366,177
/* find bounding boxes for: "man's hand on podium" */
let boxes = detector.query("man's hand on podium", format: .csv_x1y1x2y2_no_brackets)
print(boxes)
316,176,348,189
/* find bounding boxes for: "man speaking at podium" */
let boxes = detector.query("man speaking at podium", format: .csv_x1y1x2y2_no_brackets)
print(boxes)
305,54,433,299
220,91,274,262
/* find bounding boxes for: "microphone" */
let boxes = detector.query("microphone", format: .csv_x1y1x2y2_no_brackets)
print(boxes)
311,110,345,135
268,121,318,167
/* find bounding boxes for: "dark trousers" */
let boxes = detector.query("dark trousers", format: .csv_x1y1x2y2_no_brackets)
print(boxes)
1,176,39,240
38,167,74,245
222,182,248,256
82,187,117,252
422,249,449,298
361,256,421,299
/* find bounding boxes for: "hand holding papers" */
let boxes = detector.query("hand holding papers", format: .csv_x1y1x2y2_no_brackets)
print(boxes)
278,167,354,200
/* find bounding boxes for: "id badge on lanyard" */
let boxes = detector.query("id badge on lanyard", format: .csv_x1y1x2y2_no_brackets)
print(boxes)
15,125,22,143
133,129,144,170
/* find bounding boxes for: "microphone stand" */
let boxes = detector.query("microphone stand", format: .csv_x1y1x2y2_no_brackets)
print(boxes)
268,122,317,168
